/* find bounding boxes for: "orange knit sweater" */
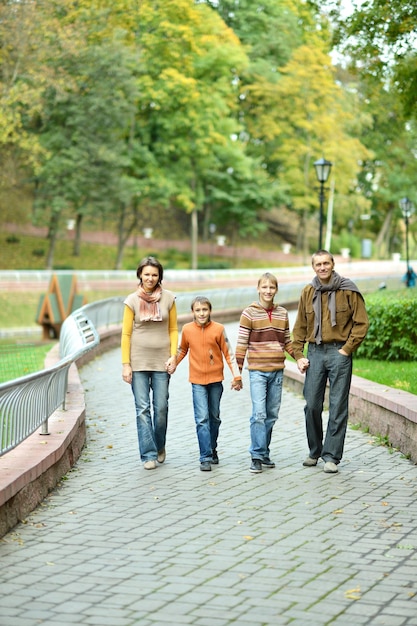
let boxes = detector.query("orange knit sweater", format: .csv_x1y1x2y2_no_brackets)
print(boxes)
177,320,241,385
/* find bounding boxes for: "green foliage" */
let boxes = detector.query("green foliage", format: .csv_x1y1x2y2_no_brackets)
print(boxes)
332,0,417,118
330,229,361,258
198,260,231,270
356,290,417,361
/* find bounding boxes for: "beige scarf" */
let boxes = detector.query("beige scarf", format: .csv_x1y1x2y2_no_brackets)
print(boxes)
137,285,163,321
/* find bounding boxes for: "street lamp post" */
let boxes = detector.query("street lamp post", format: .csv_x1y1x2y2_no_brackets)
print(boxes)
314,157,333,250
399,197,415,287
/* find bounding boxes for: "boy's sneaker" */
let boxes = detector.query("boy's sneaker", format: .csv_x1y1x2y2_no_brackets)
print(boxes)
212,449,219,465
200,462,211,471
261,458,275,468
250,459,262,473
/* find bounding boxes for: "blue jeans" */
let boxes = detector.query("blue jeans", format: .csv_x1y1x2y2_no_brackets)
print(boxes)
304,343,353,464
131,371,170,462
191,382,223,463
248,369,283,460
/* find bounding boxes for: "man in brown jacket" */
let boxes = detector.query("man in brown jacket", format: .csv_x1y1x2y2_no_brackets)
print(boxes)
292,250,369,474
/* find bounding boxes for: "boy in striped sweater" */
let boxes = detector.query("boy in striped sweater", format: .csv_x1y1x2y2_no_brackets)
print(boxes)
236,273,294,473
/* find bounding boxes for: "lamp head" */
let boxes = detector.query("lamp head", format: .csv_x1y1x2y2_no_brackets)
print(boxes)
314,158,333,184
399,197,415,219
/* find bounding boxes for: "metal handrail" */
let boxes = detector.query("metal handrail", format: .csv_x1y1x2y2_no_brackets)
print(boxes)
0,310,98,456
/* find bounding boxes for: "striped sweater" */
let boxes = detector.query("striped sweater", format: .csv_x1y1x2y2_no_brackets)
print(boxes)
235,301,294,372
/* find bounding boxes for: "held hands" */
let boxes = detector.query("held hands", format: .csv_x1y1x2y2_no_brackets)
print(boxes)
231,379,242,391
165,355,177,375
123,357,177,383
296,357,309,374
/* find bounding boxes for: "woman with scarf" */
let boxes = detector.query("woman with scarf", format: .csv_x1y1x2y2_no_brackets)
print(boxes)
292,250,369,474
121,257,178,470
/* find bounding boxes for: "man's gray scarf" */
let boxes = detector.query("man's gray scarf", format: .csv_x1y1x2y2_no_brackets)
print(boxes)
312,271,361,344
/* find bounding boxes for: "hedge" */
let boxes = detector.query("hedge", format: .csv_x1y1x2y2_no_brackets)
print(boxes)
357,292,417,361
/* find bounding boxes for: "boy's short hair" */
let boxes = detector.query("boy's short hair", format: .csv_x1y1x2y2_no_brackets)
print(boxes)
257,272,278,288
190,296,212,311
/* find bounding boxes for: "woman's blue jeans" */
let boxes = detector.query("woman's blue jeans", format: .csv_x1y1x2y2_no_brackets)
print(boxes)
131,371,170,462
191,382,223,463
248,369,283,460
303,343,353,464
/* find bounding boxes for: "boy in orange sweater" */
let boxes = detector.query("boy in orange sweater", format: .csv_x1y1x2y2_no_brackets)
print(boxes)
176,296,242,471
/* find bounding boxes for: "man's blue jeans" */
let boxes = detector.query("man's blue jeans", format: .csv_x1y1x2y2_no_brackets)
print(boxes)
304,343,353,464
131,371,170,462
191,382,223,463
248,369,283,460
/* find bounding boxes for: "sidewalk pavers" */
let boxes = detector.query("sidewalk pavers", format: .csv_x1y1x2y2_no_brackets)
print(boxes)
0,322,416,626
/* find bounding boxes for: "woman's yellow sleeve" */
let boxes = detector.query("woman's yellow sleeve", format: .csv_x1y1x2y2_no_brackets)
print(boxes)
121,305,134,364
169,302,179,356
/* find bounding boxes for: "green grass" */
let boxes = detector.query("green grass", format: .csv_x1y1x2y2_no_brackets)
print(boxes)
286,354,417,396
0,290,128,329
1,234,178,271
0,292,48,329
1,233,289,271
0,342,55,383
352,358,417,395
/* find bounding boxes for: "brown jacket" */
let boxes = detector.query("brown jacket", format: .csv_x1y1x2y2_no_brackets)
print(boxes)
292,285,369,359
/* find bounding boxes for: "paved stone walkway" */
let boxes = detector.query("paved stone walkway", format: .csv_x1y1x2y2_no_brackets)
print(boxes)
0,323,417,626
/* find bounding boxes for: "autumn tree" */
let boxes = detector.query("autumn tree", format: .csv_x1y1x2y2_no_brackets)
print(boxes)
328,0,417,118
129,0,279,268
321,0,417,257
208,0,372,255
0,0,49,220
33,36,139,268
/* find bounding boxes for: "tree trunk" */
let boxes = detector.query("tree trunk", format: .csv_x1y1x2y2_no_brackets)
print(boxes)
297,210,308,263
72,213,83,257
191,208,198,270
45,212,60,269
115,203,138,269
375,207,393,258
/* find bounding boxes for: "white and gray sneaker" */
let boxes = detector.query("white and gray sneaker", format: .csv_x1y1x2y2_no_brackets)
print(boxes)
303,457,318,467
323,461,338,474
